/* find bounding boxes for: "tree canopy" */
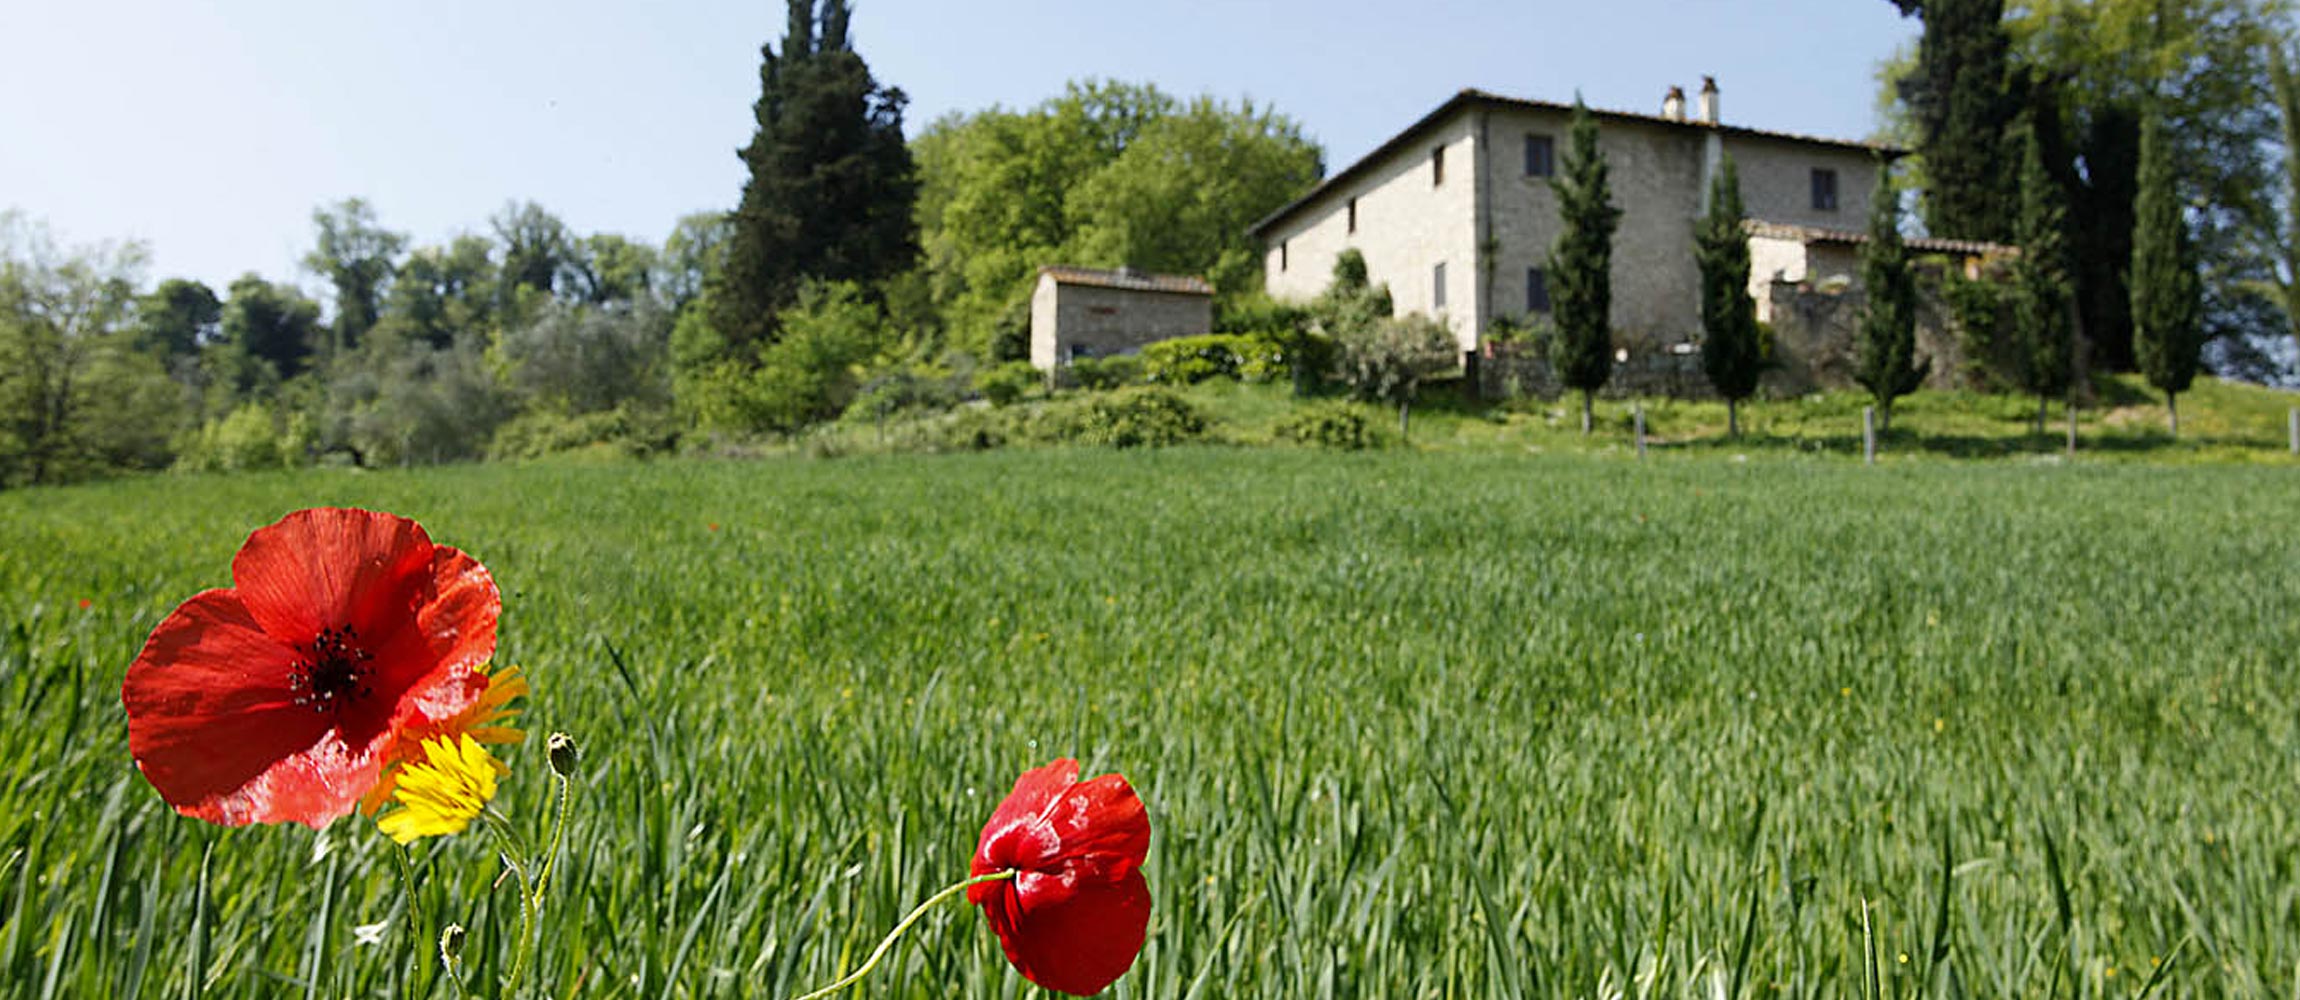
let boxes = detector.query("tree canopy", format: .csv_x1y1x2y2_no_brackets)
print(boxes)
912,80,1321,359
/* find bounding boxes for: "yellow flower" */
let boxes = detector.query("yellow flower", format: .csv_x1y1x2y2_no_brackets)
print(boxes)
362,663,528,814
377,734,503,845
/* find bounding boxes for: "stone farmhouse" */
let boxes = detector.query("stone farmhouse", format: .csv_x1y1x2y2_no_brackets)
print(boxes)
1029,266,1214,371
1249,80,2004,387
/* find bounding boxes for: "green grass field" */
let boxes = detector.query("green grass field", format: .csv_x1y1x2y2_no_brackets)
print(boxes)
3,450,2297,998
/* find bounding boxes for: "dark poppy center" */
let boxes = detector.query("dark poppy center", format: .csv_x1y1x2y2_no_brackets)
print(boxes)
290,625,375,713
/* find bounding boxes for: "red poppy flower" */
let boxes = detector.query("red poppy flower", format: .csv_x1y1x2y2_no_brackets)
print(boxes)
121,507,498,828
968,758,1151,996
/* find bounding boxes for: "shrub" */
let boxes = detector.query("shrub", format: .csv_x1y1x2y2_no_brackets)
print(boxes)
1272,402,1372,450
175,402,306,473
1141,333,1288,384
487,407,677,461
1057,387,1207,448
1068,354,1143,390
973,361,1043,407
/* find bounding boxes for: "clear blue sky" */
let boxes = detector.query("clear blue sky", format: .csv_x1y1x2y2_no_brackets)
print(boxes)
0,0,1917,294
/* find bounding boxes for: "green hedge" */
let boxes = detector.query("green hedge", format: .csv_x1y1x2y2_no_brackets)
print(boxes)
1140,334,1288,385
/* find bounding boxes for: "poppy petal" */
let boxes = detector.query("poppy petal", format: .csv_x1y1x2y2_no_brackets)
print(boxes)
973,758,1084,879
230,508,434,643
122,589,360,826
991,868,1153,996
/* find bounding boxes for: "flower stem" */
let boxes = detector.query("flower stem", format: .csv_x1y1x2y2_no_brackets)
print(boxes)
786,869,1017,1000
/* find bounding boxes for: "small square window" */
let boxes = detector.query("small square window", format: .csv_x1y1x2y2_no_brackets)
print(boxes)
1434,261,1448,310
1811,168,1839,212
1526,267,1550,313
1433,146,1446,186
1347,197,1358,234
1524,134,1555,178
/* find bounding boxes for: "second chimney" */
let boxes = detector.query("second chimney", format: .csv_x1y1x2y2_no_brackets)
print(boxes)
1662,86,1686,122
1698,75,1719,125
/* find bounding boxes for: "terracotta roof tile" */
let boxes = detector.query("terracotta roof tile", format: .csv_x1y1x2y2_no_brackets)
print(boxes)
1252,89,1910,239
1038,266,1214,295
1746,220,2015,257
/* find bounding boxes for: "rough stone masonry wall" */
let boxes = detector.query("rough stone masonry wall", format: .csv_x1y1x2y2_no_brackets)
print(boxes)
1760,280,1965,396
1032,282,1212,367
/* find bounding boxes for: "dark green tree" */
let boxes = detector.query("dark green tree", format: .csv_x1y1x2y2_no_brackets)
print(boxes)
1695,155,1763,437
134,278,222,359
222,274,324,380
303,198,406,354
492,201,575,315
1892,0,2019,242
2010,126,2075,433
2130,105,2203,435
1548,98,1620,434
383,236,498,349
1856,164,1929,433
711,0,917,351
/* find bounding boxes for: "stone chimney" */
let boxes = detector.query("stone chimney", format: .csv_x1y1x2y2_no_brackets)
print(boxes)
1662,86,1686,122
1697,75,1719,125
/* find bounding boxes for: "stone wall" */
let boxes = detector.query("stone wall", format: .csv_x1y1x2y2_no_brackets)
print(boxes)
1759,280,1964,396
1259,114,1479,346
1028,276,1212,369
1264,95,1892,362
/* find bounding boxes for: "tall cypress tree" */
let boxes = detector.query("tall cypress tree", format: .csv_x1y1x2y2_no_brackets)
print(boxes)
2130,105,2202,436
1894,0,2018,243
1548,98,1620,435
2010,126,2074,435
1696,155,1762,438
712,0,918,352
1856,164,1929,434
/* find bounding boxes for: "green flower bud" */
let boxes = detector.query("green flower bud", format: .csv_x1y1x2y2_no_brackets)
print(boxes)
548,732,580,778
439,923,466,968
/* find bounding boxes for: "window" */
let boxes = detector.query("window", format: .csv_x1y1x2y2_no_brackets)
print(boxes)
1811,168,1839,212
1347,197,1358,234
1280,239,1288,272
1433,145,1446,186
1526,267,1550,313
1524,134,1555,178
1433,261,1447,309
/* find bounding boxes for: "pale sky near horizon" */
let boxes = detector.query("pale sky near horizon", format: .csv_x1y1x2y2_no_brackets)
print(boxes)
0,1,1918,296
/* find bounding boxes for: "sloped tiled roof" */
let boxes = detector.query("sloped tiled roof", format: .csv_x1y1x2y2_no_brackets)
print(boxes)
1038,266,1214,296
1250,88,1909,239
1747,220,2014,258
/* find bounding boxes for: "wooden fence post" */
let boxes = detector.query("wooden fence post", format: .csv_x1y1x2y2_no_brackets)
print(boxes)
1635,403,1646,460
1863,406,1876,465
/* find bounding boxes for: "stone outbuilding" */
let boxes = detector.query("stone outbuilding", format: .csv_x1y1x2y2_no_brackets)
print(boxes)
1029,266,1215,371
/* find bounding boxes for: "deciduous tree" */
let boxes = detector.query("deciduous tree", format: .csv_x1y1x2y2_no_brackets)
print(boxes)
304,198,406,354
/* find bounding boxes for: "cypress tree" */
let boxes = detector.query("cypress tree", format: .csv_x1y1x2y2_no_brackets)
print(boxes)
1894,0,2018,243
1855,164,1929,434
1548,98,1620,434
2129,105,2203,436
1696,155,1762,437
712,0,918,352
2010,125,2074,435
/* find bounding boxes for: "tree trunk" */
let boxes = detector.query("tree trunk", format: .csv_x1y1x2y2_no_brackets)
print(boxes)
2035,395,2048,436
2167,392,2180,437
1580,391,1593,435
1877,401,1892,436
1398,399,1410,441
2066,397,2078,455
1728,397,1740,438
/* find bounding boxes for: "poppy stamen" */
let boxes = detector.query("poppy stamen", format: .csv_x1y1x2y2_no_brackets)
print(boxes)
290,625,376,712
